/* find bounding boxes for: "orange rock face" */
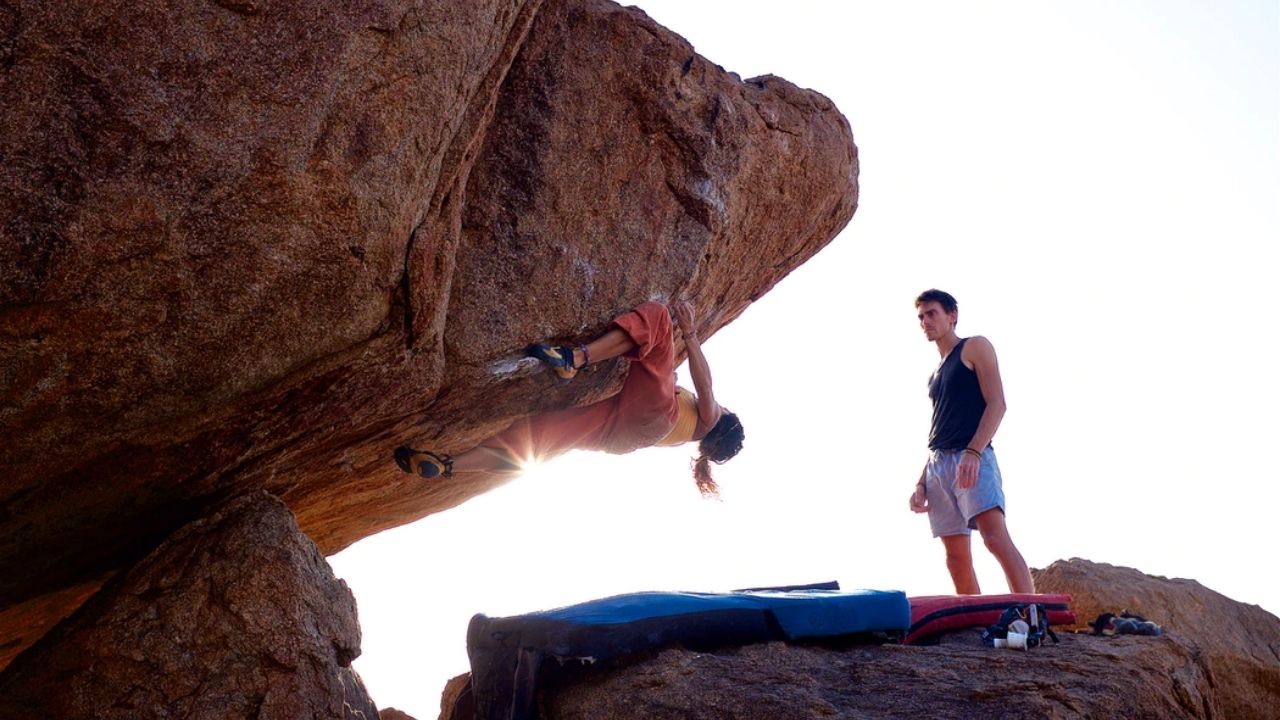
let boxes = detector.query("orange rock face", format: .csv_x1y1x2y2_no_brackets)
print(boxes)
0,0,857,669
0,493,378,719
1035,557,1280,720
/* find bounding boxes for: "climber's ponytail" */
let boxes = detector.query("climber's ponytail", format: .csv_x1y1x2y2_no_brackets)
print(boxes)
692,452,719,497
691,411,744,498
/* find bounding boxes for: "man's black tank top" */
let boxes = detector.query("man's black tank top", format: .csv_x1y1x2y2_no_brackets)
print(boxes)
928,338,988,450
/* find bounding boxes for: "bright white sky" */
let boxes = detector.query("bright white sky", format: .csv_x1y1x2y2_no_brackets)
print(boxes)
331,2,1280,716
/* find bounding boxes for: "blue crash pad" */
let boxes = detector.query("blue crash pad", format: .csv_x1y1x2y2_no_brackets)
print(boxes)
536,588,910,640
463,585,909,720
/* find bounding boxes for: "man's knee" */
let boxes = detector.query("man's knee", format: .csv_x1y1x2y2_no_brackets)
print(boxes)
974,508,1009,536
651,303,673,333
632,301,671,324
624,302,672,344
975,511,1021,555
981,532,1013,557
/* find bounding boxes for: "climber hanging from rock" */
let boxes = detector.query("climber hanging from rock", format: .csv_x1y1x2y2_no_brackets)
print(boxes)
393,301,744,496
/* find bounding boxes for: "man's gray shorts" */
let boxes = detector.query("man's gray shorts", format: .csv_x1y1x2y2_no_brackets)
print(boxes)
924,447,1006,537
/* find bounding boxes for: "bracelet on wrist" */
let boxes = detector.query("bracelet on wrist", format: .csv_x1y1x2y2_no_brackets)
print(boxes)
963,447,982,459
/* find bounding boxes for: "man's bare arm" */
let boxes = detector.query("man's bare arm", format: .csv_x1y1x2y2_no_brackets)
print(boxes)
955,336,1006,488
963,336,1007,451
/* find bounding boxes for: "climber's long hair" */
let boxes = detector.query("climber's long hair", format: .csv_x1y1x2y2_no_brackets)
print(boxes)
692,411,744,497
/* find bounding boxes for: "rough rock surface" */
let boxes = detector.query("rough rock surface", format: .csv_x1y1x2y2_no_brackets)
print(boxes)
1034,558,1280,720
543,634,1214,720
448,560,1277,719
0,0,857,666
0,492,378,719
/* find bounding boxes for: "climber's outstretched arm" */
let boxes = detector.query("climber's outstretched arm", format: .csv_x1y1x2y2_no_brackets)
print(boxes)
673,301,722,431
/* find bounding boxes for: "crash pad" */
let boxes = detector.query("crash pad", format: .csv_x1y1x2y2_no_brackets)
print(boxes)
464,586,909,720
904,593,1075,645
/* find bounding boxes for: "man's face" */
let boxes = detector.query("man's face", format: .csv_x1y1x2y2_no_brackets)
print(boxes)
917,301,956,341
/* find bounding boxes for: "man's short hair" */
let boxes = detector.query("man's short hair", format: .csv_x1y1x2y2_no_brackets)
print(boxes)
915,289,958,314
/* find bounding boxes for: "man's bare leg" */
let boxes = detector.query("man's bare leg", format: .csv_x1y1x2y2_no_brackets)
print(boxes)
438,325,642,475
448,446,521,474
573,327,637,368
941,534,981,594
974,508,1035,593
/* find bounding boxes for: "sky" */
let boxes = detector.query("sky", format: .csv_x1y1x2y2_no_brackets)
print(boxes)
330,2,1280,716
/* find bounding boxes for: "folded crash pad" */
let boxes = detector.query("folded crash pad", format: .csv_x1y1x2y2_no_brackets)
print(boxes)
465,587,909,720
903,593,1075,645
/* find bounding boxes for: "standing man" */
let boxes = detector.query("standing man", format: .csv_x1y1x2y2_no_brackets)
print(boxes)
909,289,1034,594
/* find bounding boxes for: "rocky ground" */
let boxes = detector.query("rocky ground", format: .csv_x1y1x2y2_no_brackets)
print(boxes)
543,632,1211,720
529,558,1279,720
0,493,377,719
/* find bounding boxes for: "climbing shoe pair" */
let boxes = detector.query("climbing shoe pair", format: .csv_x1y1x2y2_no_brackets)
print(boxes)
394,447,453,479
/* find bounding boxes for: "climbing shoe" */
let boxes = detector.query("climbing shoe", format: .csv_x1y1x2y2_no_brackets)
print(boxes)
394,446,453,479
527,343,585,380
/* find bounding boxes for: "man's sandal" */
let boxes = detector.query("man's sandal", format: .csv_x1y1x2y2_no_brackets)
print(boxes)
527,343,588,380
394,446,454,479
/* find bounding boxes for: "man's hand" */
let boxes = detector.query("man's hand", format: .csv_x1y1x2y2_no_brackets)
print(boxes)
956,454,980,489
909,484,929,513
673,301,697,336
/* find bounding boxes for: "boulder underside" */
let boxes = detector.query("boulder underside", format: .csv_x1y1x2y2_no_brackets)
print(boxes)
0,0,858,667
